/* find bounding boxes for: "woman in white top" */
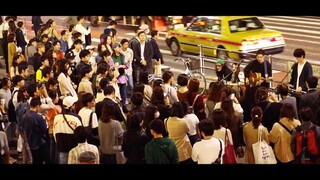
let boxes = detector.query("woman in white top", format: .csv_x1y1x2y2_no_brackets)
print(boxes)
57,59,77,98
211,109,233,146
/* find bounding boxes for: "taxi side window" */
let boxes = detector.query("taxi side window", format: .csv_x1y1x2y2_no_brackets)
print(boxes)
206,20,221,34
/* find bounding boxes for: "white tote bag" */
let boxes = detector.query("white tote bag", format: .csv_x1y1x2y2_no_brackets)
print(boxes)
252,125,277,164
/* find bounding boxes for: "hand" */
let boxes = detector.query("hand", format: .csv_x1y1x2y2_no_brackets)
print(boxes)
297,86,302,93
140,60,147,66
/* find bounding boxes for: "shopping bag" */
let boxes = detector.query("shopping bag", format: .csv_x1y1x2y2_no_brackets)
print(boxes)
222,129,237,164
252,126,277,164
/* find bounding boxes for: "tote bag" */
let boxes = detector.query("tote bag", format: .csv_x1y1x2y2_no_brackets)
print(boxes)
252,125,277,164
222,129,237,164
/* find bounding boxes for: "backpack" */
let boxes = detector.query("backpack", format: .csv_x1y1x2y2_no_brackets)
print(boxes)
85,112,100,147
8,90,18,122
295,125,319,161
16,101,30,126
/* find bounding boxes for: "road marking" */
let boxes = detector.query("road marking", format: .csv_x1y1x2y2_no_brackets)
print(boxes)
259,16,320,25
266,25,320,37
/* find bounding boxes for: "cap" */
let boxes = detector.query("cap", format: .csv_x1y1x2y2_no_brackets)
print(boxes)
112,42,121,49
78,151,96,163
63,96,78,109
139,24,150,34
216,59,225,65
85,45,95,50
65,51,75,59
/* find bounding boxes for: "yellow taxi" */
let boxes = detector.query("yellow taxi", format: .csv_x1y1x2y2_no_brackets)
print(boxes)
165,16,285,59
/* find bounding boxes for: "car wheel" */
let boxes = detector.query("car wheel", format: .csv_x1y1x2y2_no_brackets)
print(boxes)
217,49,228,60
170,39,182,56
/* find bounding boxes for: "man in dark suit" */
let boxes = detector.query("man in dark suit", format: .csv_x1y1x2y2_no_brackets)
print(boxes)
299,76,319,113
150,30,163,64
95,85,126,122
289,48,313,93
132,31,154,83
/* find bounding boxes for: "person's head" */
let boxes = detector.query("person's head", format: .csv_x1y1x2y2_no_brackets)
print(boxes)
150,86,165,105
299,106,313,122
207,81,224,102
112,43,121,54
81,93,95,108
277,83,289,96
171,102,184,118
162,70,174,84
187,78,200,93
26,83,40,98
118,67,125,76
79,49,91,62
149,119,165,137
139,24,150,34
12,75,25,88
137,31,146,42
103,85,115,98
144,104,159,129
58,58,70,75
120,38,129,50
47,77,58,91
74,126,88,144
78,151,96,164
109,20,117,29
151,30,159,39
306,75,318,89
255,86,269,104
63,96,78,111
128,112,144,131
1,77,11,89
48,90,59,104
280,103,294,121
42,66,53,79
212,109,227,129
251,106,263,129
256,49,265,64
198,119,215,138
131,92,144,107
180,101,189,115
293,48,305,61
232,63,240,73
133,82,145,94
18,61,29,78
101,102,115,123
30,97,41,112
177,74,189,87
80,66,93,79
215,59,225,72
17,87,29,103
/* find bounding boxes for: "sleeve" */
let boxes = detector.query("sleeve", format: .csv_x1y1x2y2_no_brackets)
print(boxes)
268,123,279,144
133,43,142,62
262,127,270,144
67,150,76,164
243,61,253,78
91,112,98,129
145,144,154,164
191,143,199,163
75,24,90,36
36,69,42,83
58,73,77,98
290,129,297,155
169,87,179,103
40,97,55,111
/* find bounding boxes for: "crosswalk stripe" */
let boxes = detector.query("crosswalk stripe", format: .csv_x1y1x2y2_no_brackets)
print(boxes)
259,16,320,24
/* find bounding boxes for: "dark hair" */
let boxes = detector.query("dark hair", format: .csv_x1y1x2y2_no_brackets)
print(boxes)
48,90,57,100
256,49,265,56
109,20,117,26
79,49,90,59
26,83,38,98
18,61,29,75
198,119,214,136
144,104,158,129
137,31,146,37
149,119,165,134
293,48,305,58
58,59,70,75
1,78,10,87
212,109,227,130
187,78,199,93
128,112,144,131
47,77,58,89
151,86,165,105
280,103,295,121
207,81,224,102
277,83,289,96
100,103,115,123
299,106,313,122
171,102,184,118
162,71,174,84
30,97,41,108
74,126,88,143
255,86,268,104
81,93,95,107
251,106,263,129
99,77,110,92
131,92,144,107
103,85,115,96
80,66,92,79
133,82,145,94
42,66,52,79
17,87,28,103
151,30,158,38
306,76,318,88
12,75,24,86
180,101,189,115
120,38,128,45
177,74,189,86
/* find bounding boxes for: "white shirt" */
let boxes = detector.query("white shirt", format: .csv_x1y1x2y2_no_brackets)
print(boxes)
121,48,134,75
192,138,225,164
140,42,145,61
75,24,90,43
296,61,306,90
78,107,98,129
183,114,199,136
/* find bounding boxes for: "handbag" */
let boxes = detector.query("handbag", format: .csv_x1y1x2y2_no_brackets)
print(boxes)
222,129,237,164
252,125,277,164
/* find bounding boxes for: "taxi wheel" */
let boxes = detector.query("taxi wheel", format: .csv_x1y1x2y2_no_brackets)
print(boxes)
170,39,182,56
217,49,228,60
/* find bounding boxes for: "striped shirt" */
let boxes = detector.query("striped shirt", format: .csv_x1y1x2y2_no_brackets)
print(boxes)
68,142,99,164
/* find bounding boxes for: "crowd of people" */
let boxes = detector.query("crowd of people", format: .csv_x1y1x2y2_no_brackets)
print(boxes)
0,16,319,165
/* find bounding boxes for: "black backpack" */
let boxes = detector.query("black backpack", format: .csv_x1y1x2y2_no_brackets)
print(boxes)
8,90,18,122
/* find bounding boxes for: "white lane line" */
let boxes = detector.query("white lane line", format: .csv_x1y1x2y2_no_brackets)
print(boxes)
259,16,320,24
263,21,320,31
265,25,320,36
